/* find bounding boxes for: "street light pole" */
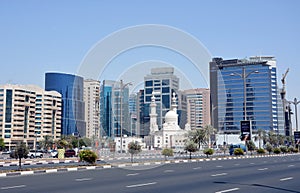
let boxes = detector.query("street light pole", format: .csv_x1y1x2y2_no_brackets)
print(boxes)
231,67,259,120
289,98,300,131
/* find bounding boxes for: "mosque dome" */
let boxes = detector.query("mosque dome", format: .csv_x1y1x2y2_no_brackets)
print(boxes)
165,110,178,123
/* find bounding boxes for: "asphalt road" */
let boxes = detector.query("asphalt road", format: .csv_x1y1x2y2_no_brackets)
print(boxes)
1,155,300,193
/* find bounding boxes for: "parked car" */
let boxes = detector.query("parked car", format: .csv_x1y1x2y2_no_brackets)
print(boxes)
50,150,58,158
27,150,43,158
64,149,76,157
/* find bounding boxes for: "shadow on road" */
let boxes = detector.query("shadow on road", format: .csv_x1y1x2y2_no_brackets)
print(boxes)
214,181,300,193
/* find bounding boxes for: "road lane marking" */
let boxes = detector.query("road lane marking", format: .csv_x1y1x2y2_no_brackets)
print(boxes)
1,185,26,190
280,177,293,181
250,162,255,165
127,173,140,176
193,167,202,170
288,165,295,167
126,182,157,188
234,164,240,166
258,168,268,171
75,178,93,182
215,187,240,193
211,173,228,177
164,170,174,173
216,165,223,168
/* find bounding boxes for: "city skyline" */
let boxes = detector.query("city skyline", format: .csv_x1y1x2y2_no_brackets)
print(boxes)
1,1,299,126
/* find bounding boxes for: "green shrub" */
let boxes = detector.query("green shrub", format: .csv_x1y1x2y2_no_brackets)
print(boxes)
79,149,98,164
273,147,281,154
257,148,265,154
290,147,299,153
234,148,244,156
265,143,273,154
280,146,288,154
203,148,214,158
162,148,174,160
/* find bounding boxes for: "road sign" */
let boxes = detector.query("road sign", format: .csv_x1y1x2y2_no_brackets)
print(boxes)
294,131,300,143
240,120,252,141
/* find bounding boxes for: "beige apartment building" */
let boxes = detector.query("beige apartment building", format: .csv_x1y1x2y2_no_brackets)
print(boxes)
180,88,210,130
0,84,62,150
84,79,100,138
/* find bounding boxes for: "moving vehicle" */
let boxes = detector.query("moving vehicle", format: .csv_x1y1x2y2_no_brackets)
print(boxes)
229,144,246,155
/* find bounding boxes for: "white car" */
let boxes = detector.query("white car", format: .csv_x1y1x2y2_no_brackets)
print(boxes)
50,150,58,158
27,150,43,158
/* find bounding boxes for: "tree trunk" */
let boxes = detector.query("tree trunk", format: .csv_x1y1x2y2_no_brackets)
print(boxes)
18,157,22,170
189,152,192,159
131,154,133,163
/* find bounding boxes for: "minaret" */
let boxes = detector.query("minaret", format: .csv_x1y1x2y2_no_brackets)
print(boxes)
150,92,158,134
171,92,178,114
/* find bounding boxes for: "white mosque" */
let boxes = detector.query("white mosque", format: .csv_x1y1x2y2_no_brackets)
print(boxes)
149,92,190,149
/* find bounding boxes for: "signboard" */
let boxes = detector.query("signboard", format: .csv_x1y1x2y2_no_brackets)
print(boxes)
294,131,300,144
240,120,252,141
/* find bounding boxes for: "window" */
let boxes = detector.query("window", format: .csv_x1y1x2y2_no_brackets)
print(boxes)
145,80,153,87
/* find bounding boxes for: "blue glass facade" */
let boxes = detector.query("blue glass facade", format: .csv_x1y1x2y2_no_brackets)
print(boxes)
210,57,279,134
100,82,113,137
100,80,131,138
45,73,86,136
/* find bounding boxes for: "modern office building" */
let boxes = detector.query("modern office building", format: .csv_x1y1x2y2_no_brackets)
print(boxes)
129,93,138,136
180,88,210,130
210,56,280,134
142,67,179,135
45,72,86,136
0,84,61,150
100,80,130,138
84,79,100,138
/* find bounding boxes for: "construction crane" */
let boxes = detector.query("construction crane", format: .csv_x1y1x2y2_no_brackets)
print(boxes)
280,68,291,136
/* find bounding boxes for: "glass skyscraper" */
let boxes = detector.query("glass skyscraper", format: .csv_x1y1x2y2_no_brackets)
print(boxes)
210,56,279,134
100,80,130,138
143,67,179,133
45,72,86,136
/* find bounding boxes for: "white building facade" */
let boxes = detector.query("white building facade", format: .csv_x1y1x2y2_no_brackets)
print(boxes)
150,92,190,149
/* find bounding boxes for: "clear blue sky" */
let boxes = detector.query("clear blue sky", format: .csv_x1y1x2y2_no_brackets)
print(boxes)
0,1,299,112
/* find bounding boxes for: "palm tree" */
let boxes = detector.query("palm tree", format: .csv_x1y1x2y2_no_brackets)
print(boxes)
39,135,53,150
254,129,266,149
203,125,217,148
187,129,206,149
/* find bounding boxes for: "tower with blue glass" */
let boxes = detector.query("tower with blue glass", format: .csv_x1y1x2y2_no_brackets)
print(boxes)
45,72,86,136
210,56,280,134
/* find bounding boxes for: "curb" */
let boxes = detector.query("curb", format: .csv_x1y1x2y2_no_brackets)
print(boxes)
0,153,297,178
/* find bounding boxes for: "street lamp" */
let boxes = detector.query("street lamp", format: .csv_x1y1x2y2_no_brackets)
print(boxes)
289,98,300,131
230,67,259,121
120,80,132,153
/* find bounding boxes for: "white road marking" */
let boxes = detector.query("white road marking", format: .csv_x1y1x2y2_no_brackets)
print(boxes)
127,173,140,176
193,167,202,170
75,178,92,182
164,170,174,173
288,165,295,167
1,185,26,190
250,162,255,165
211,173,228,177
280,177,293,181
216,165,223,168
234,164,240,166
258,168,268,171
215,187,240,193
126,182,157,188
